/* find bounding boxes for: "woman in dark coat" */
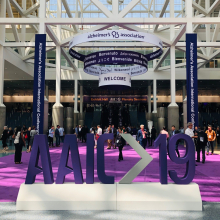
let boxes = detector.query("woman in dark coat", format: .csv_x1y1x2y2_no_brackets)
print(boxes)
2,126,8,151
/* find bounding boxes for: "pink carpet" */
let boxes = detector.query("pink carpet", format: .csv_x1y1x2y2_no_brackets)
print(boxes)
0,143,220,202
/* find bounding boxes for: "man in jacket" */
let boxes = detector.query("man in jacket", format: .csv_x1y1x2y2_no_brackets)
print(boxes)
137,124,148,149
55,125,60,147
197,127,208,163
116,128,125,161
169,125,180,157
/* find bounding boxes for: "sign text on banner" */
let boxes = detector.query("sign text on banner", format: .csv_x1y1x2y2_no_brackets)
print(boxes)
32,34,46,134
186,33,198,130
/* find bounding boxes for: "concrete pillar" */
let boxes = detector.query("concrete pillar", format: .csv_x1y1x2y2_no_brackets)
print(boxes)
79,85,84,125
186,0,193,33
0,0,6,135
43,97,49,134
52,0,63,128
45,84,49,100
182,85,186,101
148,85,151,113
66,107,73,134
39,0,46,34
74,80,79,127
80,85,83,114
167,4,179,133
152,79,157,113
74,80,79,113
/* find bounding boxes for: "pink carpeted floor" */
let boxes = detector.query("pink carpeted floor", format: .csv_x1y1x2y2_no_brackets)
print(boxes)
0,143,220,202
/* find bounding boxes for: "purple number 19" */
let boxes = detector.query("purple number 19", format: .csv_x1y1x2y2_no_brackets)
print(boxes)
154,133,195,184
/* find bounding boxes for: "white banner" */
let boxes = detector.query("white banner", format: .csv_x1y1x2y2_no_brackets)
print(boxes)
69,30,163,49
99,72,131,87
85,65,147,77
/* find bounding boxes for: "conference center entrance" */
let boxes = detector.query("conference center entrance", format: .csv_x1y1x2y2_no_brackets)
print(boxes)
1,0,220,219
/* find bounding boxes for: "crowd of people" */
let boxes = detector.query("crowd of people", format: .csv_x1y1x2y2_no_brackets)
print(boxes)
1,121,219,165
0,125,38,164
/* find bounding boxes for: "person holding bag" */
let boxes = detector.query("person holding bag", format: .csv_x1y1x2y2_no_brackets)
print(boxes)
14,127,25,164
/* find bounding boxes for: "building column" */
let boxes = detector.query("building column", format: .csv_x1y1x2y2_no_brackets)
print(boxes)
167,0,179,133
0,0,6,135
148,85,151,113
146,84,152,121
182,85,186,101
52,0,63,128
152,79,157,131
79,85,84,126
152,79,157,113
80,85,83,113
74,80,79,127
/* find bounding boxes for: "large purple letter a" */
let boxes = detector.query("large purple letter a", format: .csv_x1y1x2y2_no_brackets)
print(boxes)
25,135,54,184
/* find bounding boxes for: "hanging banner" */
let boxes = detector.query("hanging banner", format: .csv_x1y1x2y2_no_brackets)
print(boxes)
99,72,131,88
186,33,198,130
32,34,46,134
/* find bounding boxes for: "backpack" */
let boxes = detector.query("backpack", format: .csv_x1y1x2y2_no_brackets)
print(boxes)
198,131,207,146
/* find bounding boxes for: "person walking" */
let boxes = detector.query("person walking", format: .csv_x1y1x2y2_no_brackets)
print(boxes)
81,125,86,143
48,126,54,148
75,125,79,141
185,122,198,166
27,126,38,153
26,127,31,152
169,125,180,157
2,126,8,151
8,127,13,146
206,125,216,155
78,125,82,142
55,125,60,147
59,126,65,143
216,126,220,145
146,128,151,147
137,125,147,149
112,124,117,149
161,127,169,139
14,127,25,164
196,127,208,163
107,126,113,149
94,125,102,149
150,126,157,146
116,128,125,161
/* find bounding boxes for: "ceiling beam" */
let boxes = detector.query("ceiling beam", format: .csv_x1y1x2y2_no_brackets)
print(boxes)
62,0,78,33
171,24,186,46
153,0,169,32
46,25,60,46
198,49,220,69
23,2,40,16
61,48,78,71
153,48,170,71
158,60,204,71
207,0,220,15
6,0,23,56
91,0,113,18
118,0,141,18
